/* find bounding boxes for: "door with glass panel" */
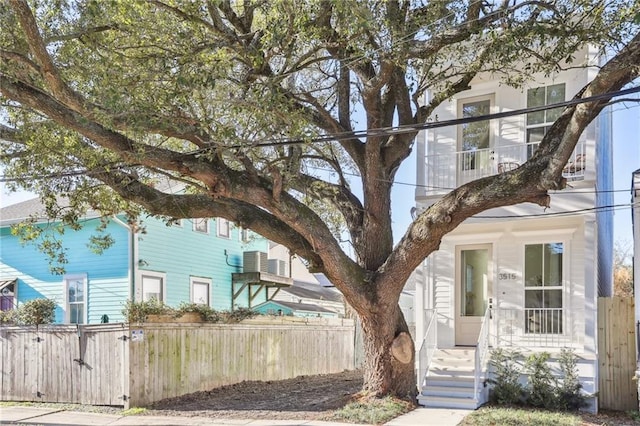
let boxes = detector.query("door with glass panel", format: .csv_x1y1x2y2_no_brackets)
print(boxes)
455,244,492,346
458,97,492,185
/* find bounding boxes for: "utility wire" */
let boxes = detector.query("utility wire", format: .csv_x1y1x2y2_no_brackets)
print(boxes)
204,86,640,151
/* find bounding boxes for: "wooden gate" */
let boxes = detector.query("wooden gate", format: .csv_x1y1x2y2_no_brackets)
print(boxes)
0,324,127,405
597,297,637,411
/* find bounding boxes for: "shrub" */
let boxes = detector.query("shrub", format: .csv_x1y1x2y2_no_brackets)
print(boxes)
525,352,557,409
175,302,220,322
122,298,173,323
0,309,17,325
15,298,56,325
221,306,259,323
488,348,525,405
555,348,586,410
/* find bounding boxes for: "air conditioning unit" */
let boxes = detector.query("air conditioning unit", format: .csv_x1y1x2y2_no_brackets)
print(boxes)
243,251,268,273
268,259,288,277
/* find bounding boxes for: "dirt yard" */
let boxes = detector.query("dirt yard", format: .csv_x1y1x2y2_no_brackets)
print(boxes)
144,370,639,425
144,369,365,421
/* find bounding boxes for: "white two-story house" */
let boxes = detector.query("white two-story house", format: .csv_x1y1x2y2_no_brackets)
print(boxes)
413,45,613,412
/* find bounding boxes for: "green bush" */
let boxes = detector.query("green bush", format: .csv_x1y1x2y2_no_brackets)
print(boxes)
525,352,557,409
175,302,220,322
0,309,17,325
121,298,173,323
15,298,56,325
555,348,586,410
221,306,259,323
488,348,525,405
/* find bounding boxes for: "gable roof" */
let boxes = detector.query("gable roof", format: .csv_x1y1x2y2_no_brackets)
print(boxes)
0,197,101,227
284,280,343,303
258,299,336,314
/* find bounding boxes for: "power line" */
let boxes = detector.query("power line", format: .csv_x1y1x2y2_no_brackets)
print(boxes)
208,86,640,151
473,202,635,219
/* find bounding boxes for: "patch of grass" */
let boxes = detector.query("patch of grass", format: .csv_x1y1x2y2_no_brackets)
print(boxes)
326,395,414,425
460,406,582,426
121,407,147,416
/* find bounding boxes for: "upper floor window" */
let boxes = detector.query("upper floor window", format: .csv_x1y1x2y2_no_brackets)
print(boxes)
141,272,165,302
240,227,250,242
524,242,564,334
526,83,565,157
64,274,86,324
193,218,209,234
217,218,230,238
459,97,491,171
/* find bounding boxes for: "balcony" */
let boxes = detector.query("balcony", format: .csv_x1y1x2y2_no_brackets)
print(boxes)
423,142,586,197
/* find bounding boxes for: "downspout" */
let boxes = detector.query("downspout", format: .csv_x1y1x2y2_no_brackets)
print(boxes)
112,216,137,302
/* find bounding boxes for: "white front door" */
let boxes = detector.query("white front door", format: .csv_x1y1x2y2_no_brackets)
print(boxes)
455,244,492,346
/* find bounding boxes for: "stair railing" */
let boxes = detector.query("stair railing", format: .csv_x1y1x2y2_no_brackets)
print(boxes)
418,309,437,388
474,307,491,403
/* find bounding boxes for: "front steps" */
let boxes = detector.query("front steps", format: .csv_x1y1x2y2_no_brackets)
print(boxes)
417,348,482,410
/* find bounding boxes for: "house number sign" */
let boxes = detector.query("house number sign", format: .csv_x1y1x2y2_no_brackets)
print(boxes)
498,272,517,280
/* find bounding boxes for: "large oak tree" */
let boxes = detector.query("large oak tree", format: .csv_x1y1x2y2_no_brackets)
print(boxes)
1,0,639,398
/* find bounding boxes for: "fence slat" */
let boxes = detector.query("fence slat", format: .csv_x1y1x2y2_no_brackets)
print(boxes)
598,297,637,411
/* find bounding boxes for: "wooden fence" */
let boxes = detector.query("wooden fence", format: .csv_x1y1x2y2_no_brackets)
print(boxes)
0,317,355,408
597,297,637,411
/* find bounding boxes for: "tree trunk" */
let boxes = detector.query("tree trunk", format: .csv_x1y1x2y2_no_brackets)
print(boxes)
359,305,417,399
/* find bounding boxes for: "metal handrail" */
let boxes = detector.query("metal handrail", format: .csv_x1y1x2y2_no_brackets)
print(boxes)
474,308,491,402
418,309,437,388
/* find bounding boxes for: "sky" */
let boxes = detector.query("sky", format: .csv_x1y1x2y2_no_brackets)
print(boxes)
1,101,639,247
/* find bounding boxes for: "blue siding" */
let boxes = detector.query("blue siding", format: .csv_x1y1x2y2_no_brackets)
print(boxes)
0,219,130,323
137,217,267,310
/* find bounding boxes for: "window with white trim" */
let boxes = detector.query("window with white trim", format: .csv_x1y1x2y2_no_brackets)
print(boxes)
190,277,211,305
141,272,165,302
524,242,563,334
64,274,87,324
240,227,250,242
193,218,209,234
217,218,230,238
526,83,565,158
459,97,492,171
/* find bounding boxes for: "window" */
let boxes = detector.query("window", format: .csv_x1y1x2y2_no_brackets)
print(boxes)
193,218,209,234
526,83,565,157
64,274,86,324
524,243,563,334
190,277,211,305
217,218,230,238
0,279,16,312
459,98,491,170
141,272,165,302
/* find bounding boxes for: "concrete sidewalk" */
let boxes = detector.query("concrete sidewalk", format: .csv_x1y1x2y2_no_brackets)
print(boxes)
0,405,471,426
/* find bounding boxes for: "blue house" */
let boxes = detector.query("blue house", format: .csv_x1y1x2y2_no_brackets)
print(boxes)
0,197,290,323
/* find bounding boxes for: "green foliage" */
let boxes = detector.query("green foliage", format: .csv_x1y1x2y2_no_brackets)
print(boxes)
13,298,57,325
488,348,525,405
460,406,582,426
555,349,586,410
122,300,259,323
0,309,17,325
327,396,414,425
221,307,259,323
525,352,557,409
121,298,173,323
175,302,220,322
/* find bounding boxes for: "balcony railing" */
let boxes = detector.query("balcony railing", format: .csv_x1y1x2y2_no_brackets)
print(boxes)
474,308,491,403
424,142,586,195
492,308,577,349
417,309,437,387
